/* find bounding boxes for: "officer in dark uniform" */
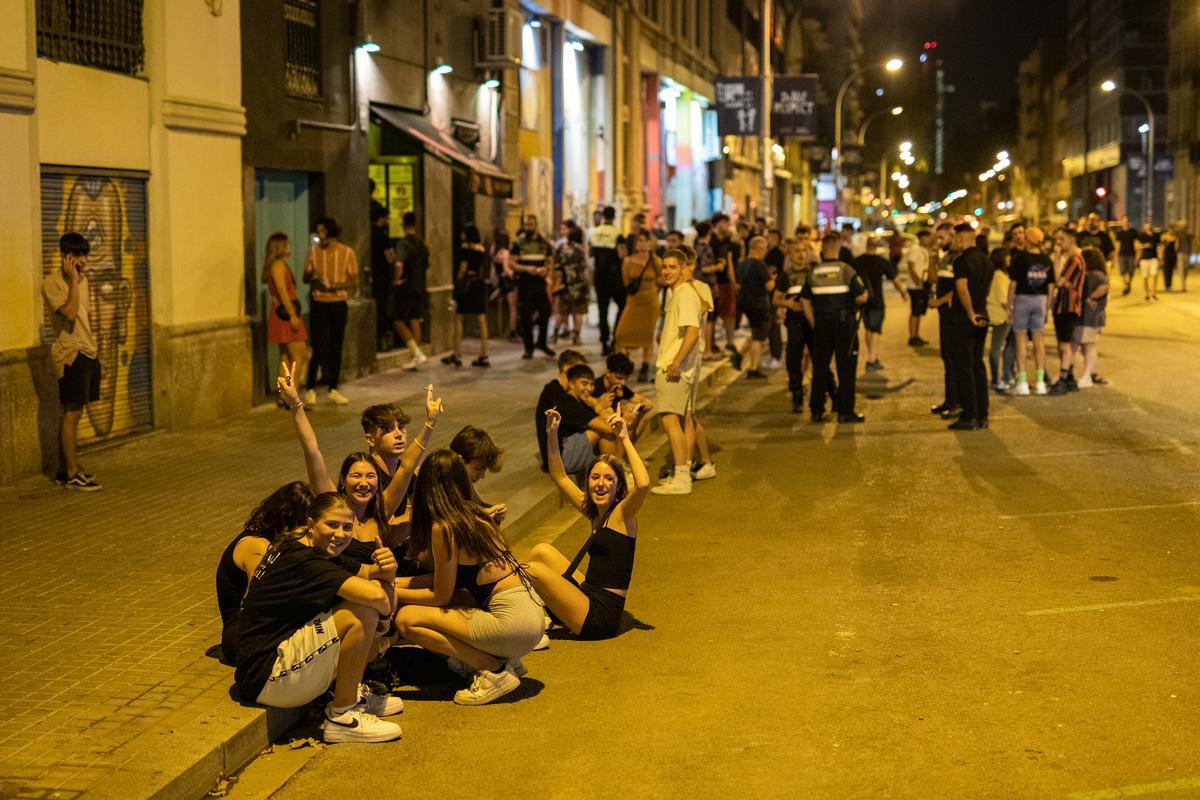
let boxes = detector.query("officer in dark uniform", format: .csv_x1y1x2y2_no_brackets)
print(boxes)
800,231,868,423
928,221,960,418
512,213,556,359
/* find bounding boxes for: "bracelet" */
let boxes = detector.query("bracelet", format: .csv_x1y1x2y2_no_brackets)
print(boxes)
423,421,435,430
412,439,426,450
289,400,304,411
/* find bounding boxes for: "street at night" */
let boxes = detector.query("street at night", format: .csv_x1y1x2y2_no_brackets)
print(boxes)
2,0,1198,798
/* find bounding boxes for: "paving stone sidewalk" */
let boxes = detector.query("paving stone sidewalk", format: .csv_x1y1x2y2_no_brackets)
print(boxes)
0,339,646,799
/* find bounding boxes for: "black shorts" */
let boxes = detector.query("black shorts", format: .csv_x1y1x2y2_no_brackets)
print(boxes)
909,287,929,316
862,306,885,333
739,302,772,341
59,354,101,408
1053,311,1079,343
575,581,626,640
390,286,426,323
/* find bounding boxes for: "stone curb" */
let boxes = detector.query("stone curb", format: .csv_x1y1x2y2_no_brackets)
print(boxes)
79,336,751,800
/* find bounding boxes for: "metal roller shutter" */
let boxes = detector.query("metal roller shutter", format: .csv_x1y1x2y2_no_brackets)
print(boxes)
40,167,154,444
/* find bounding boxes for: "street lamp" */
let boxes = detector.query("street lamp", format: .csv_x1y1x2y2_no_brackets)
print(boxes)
1101,78,1155,224
856,106,904,146
834,57,904,219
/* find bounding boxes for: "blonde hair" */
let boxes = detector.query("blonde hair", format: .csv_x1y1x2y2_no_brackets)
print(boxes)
262,232,290,284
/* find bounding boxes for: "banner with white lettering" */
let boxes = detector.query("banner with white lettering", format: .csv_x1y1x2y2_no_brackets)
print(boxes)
715,77,762,137
772,75,818,139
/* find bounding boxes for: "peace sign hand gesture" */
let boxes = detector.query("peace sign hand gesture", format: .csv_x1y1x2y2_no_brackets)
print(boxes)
276,360,301,407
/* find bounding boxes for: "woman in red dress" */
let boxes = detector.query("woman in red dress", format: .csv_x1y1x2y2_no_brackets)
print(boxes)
264,233,309,394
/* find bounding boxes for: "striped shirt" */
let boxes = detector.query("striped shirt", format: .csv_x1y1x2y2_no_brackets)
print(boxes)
1053,252,1085,316
305,241,359,303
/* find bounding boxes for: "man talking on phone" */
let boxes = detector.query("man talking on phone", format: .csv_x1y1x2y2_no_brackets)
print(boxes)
42,232,102,491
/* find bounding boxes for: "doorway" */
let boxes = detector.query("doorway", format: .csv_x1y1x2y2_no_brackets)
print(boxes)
254,170,310,394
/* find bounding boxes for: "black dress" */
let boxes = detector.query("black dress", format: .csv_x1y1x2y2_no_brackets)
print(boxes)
454,248,488,315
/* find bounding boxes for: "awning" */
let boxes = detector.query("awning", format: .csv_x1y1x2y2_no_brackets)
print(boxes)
371,104,514,198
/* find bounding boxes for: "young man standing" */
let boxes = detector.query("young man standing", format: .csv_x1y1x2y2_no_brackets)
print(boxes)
43,232,102,491
1114,215,1138,296
1050,228,1086,394
588,206,623,354
946,223,993,430
802,233,868,424
513,214,556,359
774,236,818,413
928,222,960,418
708,213,742,367
1136,222,1161,302
903,229,933,346
852,236,904,370
1007,226,1052,395
736,235,774,378
652,249,705,496
304,217,358,405
392,211,430,370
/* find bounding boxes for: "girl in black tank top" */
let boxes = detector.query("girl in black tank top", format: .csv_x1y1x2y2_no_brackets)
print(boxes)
525,407,651,640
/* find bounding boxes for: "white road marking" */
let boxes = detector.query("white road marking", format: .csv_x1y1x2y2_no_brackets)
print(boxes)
998,500,1200,520
1068,774,1200,799
1025,595,1200,617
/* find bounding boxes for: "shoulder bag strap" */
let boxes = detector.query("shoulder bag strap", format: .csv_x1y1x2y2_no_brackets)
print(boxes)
565,504,618,577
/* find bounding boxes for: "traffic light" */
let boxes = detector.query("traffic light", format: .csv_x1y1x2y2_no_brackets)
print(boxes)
923,41,938,50
1095,186,1108,199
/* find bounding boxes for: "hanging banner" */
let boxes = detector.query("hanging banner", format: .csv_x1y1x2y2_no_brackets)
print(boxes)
772,75,818,139
715,77,762,137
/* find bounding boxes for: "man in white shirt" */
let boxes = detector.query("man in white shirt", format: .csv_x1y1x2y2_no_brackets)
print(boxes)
651,248,704,496
903,229,934,346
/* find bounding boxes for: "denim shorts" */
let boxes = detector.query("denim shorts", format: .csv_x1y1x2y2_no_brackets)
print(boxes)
1011,294,1047,333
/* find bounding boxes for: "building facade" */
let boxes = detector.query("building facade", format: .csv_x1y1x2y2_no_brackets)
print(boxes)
1166,0,1200,232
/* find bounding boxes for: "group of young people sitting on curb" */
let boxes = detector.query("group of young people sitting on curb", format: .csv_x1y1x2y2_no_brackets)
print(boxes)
214,363,651,744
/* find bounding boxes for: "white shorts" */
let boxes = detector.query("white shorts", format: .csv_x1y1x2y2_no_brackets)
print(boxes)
256,610,341,708
655,367,699,416
1139,258,1159,277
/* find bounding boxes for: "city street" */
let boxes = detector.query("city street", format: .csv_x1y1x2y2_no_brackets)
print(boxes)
226,288,1200,799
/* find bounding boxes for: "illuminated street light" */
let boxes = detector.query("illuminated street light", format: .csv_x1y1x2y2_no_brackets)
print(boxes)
891,106,904,116
835,58,906,216
1100,79,1116,92
1139,123,1150,134
885,58,904,72
899,141,913,151
996,150,1009,161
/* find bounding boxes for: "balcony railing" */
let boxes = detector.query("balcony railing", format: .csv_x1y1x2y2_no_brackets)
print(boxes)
36,0,145,75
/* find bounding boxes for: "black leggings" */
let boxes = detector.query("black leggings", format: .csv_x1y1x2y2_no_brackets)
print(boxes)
517,278,551,352
938,312,959,407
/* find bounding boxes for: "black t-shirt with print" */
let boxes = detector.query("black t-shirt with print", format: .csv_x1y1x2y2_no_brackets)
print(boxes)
234,538,358,701
1008,250,1053,295
1115,229,1138,255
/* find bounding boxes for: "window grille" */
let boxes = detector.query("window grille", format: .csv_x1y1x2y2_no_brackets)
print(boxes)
285,0,321,98
36,0,145,75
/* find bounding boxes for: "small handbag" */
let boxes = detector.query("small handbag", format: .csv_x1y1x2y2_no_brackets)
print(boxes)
625,260,653,295
274,299,301,321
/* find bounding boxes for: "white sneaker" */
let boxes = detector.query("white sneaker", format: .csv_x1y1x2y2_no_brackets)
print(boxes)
691,462,717,481
321,706,402,743
404,350,428,371
1013,381,1030,396
1035,380,1048,396
532,633,551,651
328,389,350,406
453,669,520,706
651,473,693,496
504,658,528,678
357,683,403,716
1076,376,1094,389
303,389,317,405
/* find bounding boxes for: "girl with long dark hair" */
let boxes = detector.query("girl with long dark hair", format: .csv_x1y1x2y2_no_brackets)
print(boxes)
527,407,650,640
393,450,543,706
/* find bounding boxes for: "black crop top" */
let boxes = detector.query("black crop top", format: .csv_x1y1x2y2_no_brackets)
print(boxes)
455,563,502,607
584,527,636,590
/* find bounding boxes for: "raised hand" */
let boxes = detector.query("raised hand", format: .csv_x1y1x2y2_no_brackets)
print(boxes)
372,545,398,582
276,360,301,406
425,383,445,422
545,407,561,435
608,412,628,440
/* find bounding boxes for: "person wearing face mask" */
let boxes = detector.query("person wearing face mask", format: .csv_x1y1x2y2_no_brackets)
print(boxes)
234,492,403,743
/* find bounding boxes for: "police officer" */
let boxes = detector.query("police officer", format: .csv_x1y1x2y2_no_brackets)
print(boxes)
512,213,556,359
928,221,960,418
801,231,868,423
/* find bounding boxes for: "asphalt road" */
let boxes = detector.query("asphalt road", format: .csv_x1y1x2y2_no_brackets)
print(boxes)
242,287,1200,800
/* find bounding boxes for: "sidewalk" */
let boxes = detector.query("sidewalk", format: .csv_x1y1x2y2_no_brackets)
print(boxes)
0,332,745,800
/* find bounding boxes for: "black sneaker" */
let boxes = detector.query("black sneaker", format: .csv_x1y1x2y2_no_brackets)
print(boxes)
978,419,989,430
947,418,979,431
837,412,866,423
64,473,102,492
522,351,534,360
537,345,556,357
930,403,950,415
729,350,743,371
1048,381,1069,396
810,411,827,423
1091,373,1107,385
471,357,490,368
791,391,804,413
865,361,884,371
745,369,768,380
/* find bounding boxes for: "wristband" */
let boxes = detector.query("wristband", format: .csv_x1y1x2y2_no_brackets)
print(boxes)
289,400,304,411
423,421,436,430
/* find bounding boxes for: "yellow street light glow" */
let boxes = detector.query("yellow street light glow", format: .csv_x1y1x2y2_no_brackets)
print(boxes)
996,150,1009,161
899,141,913,151
1100,79,1116,92
885,58,904,72
891,106,904,115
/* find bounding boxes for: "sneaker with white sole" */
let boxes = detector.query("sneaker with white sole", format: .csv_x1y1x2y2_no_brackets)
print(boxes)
650,473,693,496
403,350,428,371
1076,376,1094,389
691,462,717,481
321,706,402,743
303,389,317,405
453,669,520,706
357,683,403,716
64,473,102,492
1035,380,1048,395
1012,381,1030,396
328,389,350,406
532,633,551,651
